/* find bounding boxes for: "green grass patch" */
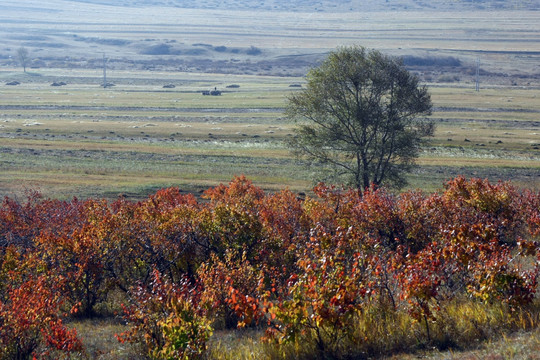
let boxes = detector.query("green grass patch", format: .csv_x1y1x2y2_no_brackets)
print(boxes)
1,71,539,199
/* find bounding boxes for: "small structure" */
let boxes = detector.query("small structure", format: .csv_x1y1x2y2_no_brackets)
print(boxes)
202,87,221,96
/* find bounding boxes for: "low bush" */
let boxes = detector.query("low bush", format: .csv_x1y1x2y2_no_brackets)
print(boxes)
0,176,538,359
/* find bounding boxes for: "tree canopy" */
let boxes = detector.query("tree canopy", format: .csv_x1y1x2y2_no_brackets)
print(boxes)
287,46,434,192
17,47,29,73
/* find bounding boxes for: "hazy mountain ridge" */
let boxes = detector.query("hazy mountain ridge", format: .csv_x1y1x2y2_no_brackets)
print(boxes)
1,0,539,85
68,0,540,12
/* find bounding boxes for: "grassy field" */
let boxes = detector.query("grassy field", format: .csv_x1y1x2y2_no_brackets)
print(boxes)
0,1,538,199
0,69,539,200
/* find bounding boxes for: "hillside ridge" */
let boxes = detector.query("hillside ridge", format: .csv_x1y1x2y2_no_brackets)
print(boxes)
64,0,540,12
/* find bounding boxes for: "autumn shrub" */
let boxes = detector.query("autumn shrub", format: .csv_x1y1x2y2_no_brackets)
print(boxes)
262,177,539,358
137,188,205,280
257,188,308,273
350,186,405,249
0,176,538,359
0,276,83,359
441,176,527,245
34,225,109,318
522,188,540,243
198,250,267,329
265,225,370,357
200,175,266,260
117,269,212,360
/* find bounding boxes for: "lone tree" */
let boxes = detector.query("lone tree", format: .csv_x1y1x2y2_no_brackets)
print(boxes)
17,47,29,72
287,46,433,192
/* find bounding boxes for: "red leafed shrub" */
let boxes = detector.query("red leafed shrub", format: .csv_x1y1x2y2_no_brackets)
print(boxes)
522,189,540,239
258,189,308,271
441,176,525,245
198,250,267,329
397,244,443,340
350,186,405,249
0,276,83,359
265,225,369,355
202,175,265,205
441,223,538,306
0,176,538,358
200,176,266,259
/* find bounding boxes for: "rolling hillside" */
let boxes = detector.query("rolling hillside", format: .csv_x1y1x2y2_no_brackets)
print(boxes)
0,0,539,82
70,0,540,11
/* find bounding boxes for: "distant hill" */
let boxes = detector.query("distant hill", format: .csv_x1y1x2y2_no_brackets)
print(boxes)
68,0,540,12
1,0,538,82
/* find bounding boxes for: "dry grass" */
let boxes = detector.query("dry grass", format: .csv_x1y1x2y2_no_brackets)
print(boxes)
71,318,144,360
430,88,540,112
387,330,540,360
202,300,540,360
1,74,539,199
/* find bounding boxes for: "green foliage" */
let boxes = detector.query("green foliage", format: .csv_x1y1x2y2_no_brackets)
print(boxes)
16,47,29,72
287,45,433,191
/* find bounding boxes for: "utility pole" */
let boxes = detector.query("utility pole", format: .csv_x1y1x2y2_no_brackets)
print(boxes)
475,57,480,92
102,53,107,88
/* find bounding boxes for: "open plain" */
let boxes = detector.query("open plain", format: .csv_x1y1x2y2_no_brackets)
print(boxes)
1,0,540,199
0,73,539,199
